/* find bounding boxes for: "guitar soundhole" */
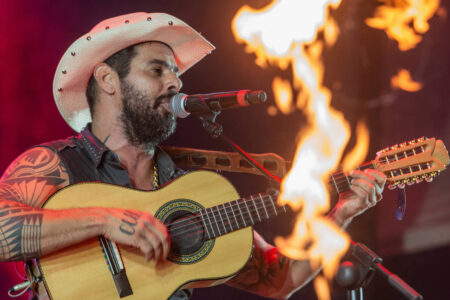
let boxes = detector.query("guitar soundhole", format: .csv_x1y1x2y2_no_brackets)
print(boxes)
165,210,204,256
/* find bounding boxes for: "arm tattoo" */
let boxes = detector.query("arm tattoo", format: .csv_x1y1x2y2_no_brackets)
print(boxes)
0,147,69,206
0,147,69,261
228,237,290,296
0,203,43,260
119,210,141,236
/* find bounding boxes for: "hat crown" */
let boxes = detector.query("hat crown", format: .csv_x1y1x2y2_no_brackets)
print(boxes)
89,12,147,34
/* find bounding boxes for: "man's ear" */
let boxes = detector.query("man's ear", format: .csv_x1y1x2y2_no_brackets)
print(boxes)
92,63,118,95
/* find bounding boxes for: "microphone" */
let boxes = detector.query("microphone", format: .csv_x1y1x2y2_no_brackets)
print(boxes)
169,90,267,118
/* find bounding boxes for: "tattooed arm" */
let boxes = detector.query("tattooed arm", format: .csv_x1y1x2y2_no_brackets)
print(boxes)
227,169,387,299
0,147,169,262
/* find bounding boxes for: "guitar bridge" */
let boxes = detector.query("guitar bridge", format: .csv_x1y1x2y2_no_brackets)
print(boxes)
99,237,133,298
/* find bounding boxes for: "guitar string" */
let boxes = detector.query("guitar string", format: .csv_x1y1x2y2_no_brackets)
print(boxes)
167,150,418,236
169,207,281,242
165,191,275,227
167,194,284,237
168,171,352,233
168,199,282,240
167,152,400,229
167,193,280,232
167,168,361,234
167,167,353,231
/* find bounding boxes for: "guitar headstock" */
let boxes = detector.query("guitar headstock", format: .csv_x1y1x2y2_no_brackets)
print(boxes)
374,137,449,189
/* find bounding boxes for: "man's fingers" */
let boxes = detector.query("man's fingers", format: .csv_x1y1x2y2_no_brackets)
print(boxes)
139,229,162,261
367,169,387,186
143,218,170,260
351,178,377,207
350,170,386,202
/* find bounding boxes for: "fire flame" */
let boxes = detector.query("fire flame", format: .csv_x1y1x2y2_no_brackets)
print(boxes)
366,0,441,51
272,77,294,114
232,0,439,298
233,0,351,297
391,69,423,91
341,120,370,172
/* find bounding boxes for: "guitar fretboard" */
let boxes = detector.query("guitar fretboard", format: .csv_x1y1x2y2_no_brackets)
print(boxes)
328,162,375,196
195,193,285,241
184,161,377,242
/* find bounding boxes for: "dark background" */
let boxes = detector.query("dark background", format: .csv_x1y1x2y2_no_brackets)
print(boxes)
0,0,449,299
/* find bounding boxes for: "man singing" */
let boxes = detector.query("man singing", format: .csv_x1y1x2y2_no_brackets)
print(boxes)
0,12,385,299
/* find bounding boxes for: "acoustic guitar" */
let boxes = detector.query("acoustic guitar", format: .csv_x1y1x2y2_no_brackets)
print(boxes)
38,137,449,299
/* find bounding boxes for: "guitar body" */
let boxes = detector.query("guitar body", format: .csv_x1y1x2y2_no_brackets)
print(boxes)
38,171,254,299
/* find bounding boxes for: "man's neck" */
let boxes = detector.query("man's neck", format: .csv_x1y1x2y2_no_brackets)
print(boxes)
91,120,156,189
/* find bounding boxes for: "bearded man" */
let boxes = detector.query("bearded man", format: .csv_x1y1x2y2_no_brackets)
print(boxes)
0,13,386,300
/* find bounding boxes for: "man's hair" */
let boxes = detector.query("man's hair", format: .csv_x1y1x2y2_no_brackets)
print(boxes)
85,44,140,115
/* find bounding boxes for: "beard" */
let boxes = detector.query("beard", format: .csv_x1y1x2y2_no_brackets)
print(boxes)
119,79,176,149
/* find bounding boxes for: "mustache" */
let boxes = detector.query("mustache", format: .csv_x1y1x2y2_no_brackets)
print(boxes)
153,91,178,109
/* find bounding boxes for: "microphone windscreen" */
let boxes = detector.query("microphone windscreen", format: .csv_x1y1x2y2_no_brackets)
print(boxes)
169,93,190,118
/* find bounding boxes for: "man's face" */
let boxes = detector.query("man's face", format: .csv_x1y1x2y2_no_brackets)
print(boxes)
119,42,182,148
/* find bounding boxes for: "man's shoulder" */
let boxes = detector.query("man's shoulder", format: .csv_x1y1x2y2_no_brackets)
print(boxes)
37,134,81,153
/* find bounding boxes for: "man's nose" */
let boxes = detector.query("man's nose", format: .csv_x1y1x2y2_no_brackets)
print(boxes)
164,72,182,93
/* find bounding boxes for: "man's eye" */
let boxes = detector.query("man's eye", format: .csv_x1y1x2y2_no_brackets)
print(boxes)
152,67,162,75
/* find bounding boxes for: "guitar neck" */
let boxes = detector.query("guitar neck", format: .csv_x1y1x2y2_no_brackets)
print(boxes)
327,161,376,196
197,193,287,240
197,161,376,241
192,137,449,241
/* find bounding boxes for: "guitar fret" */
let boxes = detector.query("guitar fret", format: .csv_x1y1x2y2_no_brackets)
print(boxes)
268,194,278,216
216,205,226,232
259,194,270,219
205,208,216,237
236,200,247,227
221,203,232,232
251,195,262,221
331,174,340,194
228,201,239,229
209,207,221,236
243,198,254,224
344,174,351,188
199,210,211,240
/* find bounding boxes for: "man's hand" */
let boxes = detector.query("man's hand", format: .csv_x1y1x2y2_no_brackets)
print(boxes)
100,208,170,262
331,169,386,225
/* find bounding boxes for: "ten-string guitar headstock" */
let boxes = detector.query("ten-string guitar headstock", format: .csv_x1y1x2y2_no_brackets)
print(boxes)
373,137,449,190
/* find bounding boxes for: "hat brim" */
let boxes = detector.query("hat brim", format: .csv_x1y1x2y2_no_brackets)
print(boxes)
53,12,215,132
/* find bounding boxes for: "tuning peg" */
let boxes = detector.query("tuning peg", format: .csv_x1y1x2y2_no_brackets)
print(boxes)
397,183,406,189
388,184,397,190
406,181,415,186
425,177,434,183
415,178,423,184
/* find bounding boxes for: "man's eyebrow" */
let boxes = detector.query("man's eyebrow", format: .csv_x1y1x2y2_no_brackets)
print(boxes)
147,59,179,74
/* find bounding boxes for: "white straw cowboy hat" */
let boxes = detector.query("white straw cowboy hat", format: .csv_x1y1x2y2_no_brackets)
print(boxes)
53,12,215,132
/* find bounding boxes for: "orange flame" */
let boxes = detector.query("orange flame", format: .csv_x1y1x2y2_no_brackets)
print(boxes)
391,69,423,91
233,0,352,297
272,77,294,114
366,0,441,51
341,119,370,172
